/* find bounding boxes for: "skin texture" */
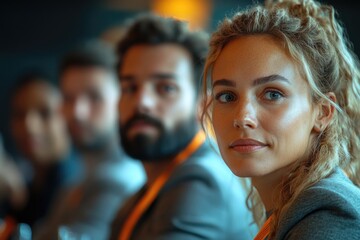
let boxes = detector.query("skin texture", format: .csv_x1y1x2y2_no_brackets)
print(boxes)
61,66,119,151
118,43,198,182
11,81,68,164
211,35,323,209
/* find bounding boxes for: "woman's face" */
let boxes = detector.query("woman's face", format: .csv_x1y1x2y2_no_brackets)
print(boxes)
211,35,319,178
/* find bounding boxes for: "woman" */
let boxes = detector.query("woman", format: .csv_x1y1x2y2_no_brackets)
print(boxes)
201,0,360,239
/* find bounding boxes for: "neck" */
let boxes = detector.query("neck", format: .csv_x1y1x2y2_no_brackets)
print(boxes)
140,129,202,186
252,165,291,212
33,163,53,188
142,160,172,186
82,134,119,160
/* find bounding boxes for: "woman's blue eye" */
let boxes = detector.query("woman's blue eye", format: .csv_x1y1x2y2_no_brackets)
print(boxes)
215,92,236,103
264,91,283,100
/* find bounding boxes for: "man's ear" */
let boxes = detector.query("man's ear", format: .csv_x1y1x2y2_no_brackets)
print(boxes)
313,92,336,133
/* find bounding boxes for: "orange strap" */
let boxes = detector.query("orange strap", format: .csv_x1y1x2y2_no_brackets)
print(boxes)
254,214,273,240
0,217,16,240
118,131,206,240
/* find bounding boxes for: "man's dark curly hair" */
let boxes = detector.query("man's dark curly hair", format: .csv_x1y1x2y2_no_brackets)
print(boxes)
116,13,209,94
60,41,117,76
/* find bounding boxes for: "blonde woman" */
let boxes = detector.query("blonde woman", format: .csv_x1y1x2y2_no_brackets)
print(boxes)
201,0,360,239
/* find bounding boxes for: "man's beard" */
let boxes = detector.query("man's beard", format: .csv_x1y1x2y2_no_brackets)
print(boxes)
70,123,115,153
73,134,110,153
120,113,198,162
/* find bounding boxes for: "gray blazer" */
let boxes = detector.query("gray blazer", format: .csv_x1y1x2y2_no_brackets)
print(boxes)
110,141,258,240
34,148,146,240
274,168,360,240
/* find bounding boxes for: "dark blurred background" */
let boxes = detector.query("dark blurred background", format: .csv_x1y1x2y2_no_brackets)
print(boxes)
1,0,359,153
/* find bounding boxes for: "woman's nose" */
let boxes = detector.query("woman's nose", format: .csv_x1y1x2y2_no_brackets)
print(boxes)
233,99,258,129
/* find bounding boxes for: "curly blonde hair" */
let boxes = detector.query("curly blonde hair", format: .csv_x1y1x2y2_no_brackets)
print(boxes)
201,0,360,237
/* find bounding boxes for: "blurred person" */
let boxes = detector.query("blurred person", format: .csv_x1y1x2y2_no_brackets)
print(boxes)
201,0,360,239
0,133,26,215
36,41,145,240
0,73,81,237
109,14,257,240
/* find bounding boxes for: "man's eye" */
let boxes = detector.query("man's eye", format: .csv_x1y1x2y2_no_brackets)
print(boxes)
215,92,237,103
63,95,74,104
122,85,137,94
39,108,53,120
158,84,178,94
88,91,103,103
263,90,284,101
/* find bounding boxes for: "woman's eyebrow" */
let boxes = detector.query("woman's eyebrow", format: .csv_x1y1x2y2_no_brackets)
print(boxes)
212,79,236,89
212,74,289,89
253,74,290,86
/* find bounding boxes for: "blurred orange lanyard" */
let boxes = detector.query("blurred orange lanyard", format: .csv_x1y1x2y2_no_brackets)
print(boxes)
254,214,273,240
118,130,206,240
0,217,16,240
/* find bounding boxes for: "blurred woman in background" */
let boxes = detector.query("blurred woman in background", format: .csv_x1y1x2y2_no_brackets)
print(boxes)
0,72,81,238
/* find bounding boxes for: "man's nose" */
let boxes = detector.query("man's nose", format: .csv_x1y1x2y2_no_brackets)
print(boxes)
136,86,157,114
73,97,90,121
25,111,42,134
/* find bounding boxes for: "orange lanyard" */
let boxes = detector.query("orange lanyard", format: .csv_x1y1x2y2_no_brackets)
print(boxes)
0,217,16,240
254,214,273,240
118,131,206,240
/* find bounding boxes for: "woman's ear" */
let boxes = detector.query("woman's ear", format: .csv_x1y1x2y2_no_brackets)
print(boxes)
313,92,336,133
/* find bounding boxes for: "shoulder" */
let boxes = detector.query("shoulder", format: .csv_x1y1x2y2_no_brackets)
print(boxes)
296,169,360,215
96,154,145,190
169,141,238,185
148,142,256,239
57,149,84,187
109,188,145,240
277,169,360,239
163,141,245,201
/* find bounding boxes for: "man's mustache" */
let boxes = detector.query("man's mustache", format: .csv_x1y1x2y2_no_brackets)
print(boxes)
122,113,164,132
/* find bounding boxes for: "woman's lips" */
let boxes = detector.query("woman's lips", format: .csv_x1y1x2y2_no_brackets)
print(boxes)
229,138,267,153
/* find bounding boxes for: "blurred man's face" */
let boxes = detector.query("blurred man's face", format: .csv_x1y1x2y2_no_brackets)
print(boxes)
61,66,119,151
11,81,68,164
119,44,198,161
